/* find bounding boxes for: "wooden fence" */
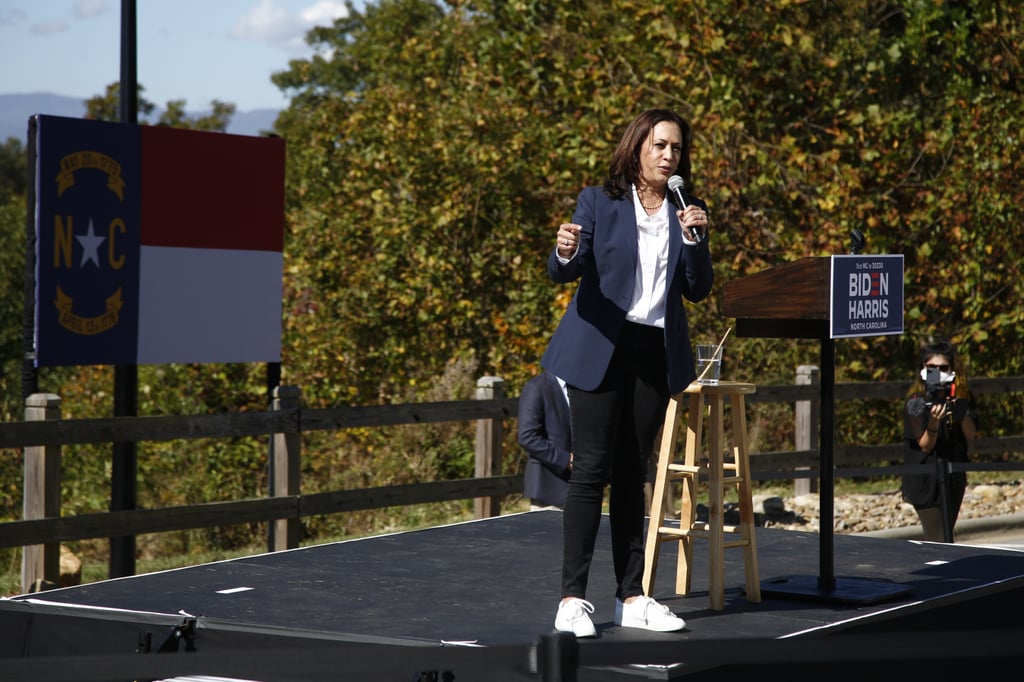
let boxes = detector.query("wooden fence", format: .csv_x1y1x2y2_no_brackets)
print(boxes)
6,373,1024,592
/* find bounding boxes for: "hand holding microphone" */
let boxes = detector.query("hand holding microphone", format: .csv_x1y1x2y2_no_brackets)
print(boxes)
668,175,706,244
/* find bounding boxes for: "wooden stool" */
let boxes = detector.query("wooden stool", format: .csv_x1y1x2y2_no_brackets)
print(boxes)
643,380,761,610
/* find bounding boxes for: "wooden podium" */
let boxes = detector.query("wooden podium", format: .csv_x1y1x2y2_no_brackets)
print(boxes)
723,257,911,603
723,257,831,340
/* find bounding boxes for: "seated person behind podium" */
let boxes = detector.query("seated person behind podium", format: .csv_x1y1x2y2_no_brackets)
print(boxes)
902,339,977,542
517,370,572,510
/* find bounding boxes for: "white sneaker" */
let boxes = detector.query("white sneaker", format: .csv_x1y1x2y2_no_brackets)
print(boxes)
554,598,597,638
614,596,685,632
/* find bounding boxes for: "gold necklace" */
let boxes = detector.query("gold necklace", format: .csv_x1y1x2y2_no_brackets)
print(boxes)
640,196,664,211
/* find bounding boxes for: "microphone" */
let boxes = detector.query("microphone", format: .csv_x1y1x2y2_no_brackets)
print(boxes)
849,228,865,254
667,175,700,243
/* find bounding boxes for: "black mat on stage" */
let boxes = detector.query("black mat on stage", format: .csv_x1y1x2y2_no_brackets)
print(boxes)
4,510,1024,680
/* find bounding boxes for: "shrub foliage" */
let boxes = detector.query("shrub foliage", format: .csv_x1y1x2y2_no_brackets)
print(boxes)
1,1,1023,567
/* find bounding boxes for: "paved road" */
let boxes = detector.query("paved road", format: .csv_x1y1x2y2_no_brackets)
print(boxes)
859,512,1024,550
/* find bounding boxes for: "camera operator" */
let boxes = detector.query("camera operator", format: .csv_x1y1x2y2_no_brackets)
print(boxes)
902,340,977,542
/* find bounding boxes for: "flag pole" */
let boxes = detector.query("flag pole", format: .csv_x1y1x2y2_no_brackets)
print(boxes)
111,0,139,579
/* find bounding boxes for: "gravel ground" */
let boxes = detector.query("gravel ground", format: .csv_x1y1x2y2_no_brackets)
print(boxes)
753,480,1024,534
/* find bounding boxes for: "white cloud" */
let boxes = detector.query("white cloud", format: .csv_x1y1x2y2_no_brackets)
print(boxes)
15,0,106,37
231,0,348,52
300,1,348,26
31,20,69,35
230,0,303,48
74,0,110,19
0,7,28,26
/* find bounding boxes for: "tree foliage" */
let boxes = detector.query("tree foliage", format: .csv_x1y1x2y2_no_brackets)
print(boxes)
84,82,236,130
0,82,249,560
272,1,1023,436
3,0,1024,557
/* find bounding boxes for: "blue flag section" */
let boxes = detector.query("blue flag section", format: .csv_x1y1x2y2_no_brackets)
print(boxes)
32,114,286,367
34,115,143,366
830,254,904,339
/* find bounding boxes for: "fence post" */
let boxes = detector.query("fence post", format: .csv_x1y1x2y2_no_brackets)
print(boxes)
271,385,302,551
23,393,62,593
794,365,820,496
474,376,505,519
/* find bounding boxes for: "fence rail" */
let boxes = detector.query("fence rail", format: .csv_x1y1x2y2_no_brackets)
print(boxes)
6,374,1024,592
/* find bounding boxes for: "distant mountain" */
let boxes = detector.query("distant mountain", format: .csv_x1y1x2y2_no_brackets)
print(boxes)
225,108,281,137
0,92,280,143
0,93,86,142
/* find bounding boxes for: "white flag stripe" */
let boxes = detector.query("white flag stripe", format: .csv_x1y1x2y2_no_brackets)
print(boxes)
137,246,283,364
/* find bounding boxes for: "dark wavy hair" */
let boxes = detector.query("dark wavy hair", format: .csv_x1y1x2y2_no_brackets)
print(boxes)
602,109,692,200
920,339,957,367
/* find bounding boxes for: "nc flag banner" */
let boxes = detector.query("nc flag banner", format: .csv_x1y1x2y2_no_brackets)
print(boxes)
33,115,285,366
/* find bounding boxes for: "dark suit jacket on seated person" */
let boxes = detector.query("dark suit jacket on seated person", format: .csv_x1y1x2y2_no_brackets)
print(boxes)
541,185,714,396
517,371,572,509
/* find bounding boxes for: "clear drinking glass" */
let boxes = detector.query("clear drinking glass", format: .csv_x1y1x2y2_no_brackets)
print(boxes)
696,344,722,384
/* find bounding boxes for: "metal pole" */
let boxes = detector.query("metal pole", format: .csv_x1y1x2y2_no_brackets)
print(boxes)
938,456,954,542
818,337,836,591
110,0,138,579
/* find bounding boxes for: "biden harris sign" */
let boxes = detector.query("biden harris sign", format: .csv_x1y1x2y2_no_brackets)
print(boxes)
31,115,285,367
830,254,904,339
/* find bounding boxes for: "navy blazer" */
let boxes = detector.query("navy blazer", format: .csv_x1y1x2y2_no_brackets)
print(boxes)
541,186,713,395
517,371,572,508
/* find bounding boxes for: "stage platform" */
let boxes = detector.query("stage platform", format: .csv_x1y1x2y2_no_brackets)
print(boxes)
3,510,1024,681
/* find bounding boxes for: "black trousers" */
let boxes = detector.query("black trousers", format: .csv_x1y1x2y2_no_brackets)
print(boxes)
562,322,670,601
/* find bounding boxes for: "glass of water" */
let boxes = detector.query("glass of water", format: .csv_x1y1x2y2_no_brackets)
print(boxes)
696,344,722,384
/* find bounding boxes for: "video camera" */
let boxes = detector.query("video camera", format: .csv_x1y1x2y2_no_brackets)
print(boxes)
924,366,954,408
924,367,971,426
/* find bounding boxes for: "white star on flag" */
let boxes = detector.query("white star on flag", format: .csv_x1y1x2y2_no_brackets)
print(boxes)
76,220,106,268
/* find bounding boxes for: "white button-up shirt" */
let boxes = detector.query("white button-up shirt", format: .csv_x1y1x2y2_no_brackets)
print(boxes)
625,186,670,328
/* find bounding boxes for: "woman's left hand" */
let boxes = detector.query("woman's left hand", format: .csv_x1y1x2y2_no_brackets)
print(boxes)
677,206,708,242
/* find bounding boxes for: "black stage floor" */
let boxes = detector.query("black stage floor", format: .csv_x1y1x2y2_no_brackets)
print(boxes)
3,510,1024,681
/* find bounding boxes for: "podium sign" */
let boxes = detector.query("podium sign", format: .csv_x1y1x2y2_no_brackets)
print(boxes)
830,255,904,339
723,254,912,604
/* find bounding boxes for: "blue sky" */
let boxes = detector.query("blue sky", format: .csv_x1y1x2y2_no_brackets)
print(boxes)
0,0,353,112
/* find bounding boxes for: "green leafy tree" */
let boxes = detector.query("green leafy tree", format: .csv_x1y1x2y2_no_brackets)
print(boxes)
4,0,1024,565
157,99,237,132
0,138,29,417
85,82,235,131
272,0,1023,454
0,138,27,198
2,84,254,565
84,82,157,121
